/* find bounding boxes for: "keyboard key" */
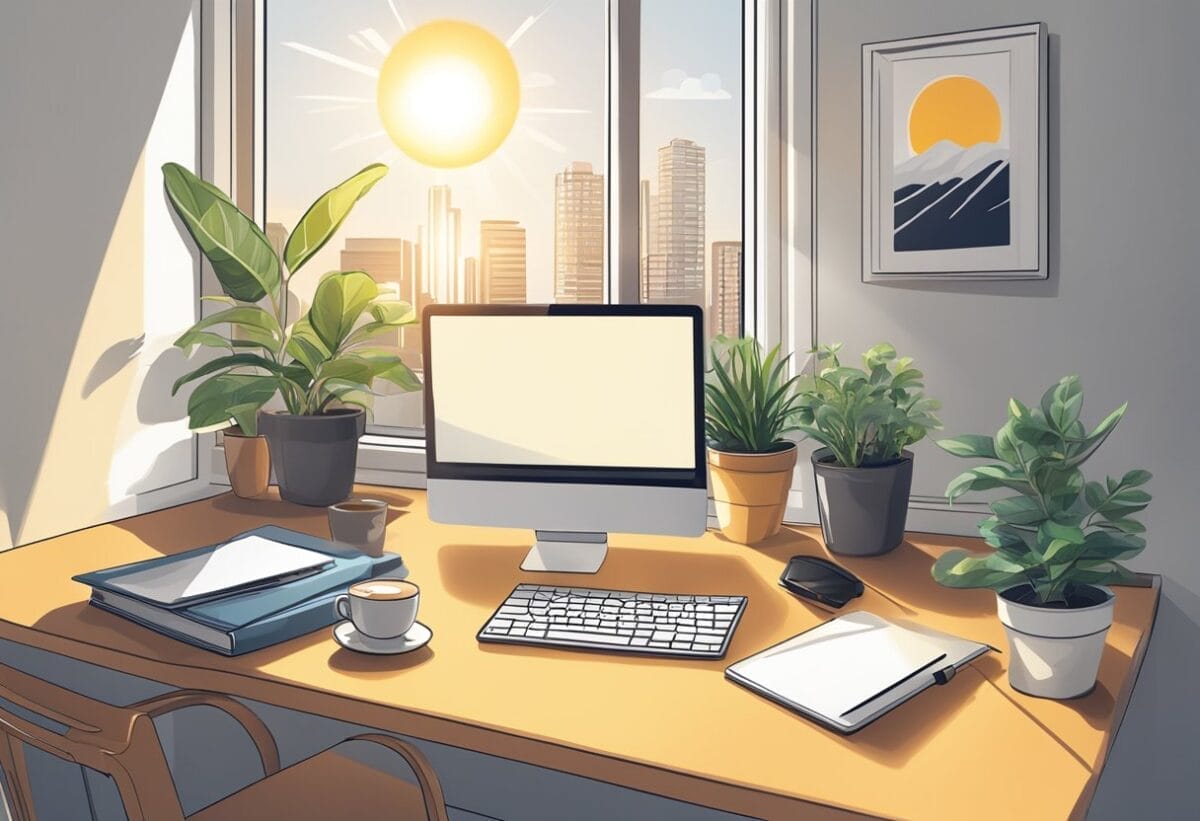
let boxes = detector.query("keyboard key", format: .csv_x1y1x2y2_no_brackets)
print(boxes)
546,629,630,646
651,630,676,642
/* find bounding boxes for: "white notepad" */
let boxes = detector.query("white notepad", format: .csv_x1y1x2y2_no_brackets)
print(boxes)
725,611,990,733
105,535,332,607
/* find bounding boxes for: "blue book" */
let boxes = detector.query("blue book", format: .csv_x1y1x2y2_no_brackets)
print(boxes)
76,526,403,655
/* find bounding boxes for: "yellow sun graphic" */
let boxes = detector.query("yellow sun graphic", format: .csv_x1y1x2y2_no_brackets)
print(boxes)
908,75,1001,155
376,20,521,168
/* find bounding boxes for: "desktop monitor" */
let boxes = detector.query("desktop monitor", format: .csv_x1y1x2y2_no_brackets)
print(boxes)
423,304,708,573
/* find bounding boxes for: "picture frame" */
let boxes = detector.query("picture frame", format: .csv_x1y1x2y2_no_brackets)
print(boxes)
862,23,1048,281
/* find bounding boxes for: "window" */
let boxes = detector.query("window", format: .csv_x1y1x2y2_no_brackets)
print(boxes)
265,0,607,433
640,0,744,345
242,0,778,478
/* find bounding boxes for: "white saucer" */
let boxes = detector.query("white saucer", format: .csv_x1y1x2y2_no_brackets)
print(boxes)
333,620,432,655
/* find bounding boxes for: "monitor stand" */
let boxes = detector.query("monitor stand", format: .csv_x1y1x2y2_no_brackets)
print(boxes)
521,531,608,573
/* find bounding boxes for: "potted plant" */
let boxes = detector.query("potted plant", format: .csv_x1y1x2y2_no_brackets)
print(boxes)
705,337,806,544
794,343,941,556
163,162,419,506
932,376,1150,699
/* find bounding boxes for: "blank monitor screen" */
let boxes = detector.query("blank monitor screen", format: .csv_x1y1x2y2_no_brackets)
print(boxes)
425,307,703,483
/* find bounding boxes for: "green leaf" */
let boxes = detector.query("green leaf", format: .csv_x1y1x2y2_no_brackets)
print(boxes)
945,464,1033,501
185,373,278,431
1080,530,1146,562
174,306,283,354
314,354,376,388
171,353,283,396
310,272,378,352
931,550,1028,591
283,164,389,274
353,346,422,391
1121,469,1152,488
285,317,332,376
990,495,1047,526
162,163,280,302
1070,560,1139,587
937,434,998,460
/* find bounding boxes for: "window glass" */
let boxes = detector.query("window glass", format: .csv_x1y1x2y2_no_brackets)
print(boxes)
640,0,744,344
266,0,605,431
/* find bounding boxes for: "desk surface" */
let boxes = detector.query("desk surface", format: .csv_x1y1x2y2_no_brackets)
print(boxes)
0,487,1159,820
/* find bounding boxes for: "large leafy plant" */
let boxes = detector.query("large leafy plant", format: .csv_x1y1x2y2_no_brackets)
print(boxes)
705,337,806,454
794,343,941,467
932,376,1150,607
162,162,418,436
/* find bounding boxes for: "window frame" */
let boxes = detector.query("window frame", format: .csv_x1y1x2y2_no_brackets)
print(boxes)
212,0,807,510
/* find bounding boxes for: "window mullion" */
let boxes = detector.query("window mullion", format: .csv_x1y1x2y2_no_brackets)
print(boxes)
607,0,641,305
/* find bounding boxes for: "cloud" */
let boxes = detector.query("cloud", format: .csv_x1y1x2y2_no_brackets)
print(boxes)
646,69,732,100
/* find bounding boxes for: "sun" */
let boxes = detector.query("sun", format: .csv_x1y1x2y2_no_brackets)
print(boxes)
376,20,520,169
908,75,1001,156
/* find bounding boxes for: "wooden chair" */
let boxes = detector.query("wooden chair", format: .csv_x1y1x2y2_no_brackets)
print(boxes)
0,661,447,820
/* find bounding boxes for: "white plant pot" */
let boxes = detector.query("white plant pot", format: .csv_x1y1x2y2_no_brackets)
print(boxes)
996,586,1114,699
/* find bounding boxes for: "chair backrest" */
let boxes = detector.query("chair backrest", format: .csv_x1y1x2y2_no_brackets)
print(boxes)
0,661,447,821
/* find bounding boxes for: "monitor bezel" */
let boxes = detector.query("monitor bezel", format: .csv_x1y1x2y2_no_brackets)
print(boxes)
422,304,706,489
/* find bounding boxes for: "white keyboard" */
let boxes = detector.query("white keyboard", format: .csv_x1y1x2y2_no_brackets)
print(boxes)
477,584,748,658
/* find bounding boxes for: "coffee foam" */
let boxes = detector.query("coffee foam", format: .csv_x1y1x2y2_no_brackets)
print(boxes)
350,579,418,600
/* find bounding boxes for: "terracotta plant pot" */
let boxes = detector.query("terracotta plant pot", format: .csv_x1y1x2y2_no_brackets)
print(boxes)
996,584,1115,699
707,444,797,544
223,428,270,499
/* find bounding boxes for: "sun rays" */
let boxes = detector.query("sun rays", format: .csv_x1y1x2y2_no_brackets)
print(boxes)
283,1,583,171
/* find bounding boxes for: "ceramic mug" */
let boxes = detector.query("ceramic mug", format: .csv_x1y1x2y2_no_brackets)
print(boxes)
327,498,389,557
334,579,419,639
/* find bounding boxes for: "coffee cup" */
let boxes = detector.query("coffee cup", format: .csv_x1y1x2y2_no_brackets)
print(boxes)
334,579,419,639
327,498,389,557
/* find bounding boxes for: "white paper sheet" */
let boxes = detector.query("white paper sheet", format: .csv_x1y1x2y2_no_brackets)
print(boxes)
729,612,952,719
106,535,330,606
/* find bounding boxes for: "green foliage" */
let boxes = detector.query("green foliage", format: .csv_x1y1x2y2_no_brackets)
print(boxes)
704,337,806,453
793,343,942,467
931,376,1151,606
163,163,418,436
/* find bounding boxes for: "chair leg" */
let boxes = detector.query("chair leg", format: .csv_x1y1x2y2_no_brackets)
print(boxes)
0,736,33,821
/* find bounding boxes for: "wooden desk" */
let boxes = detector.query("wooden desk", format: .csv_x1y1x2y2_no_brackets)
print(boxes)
0,487,1158,820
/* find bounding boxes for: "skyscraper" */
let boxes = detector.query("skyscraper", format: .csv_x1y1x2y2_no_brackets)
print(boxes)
463,257,478,303
480,220,528,304
645,139,705,306
555,161,604,303
424,186,462,304
265,222,289,259
639,178,658,258
709,241,742,339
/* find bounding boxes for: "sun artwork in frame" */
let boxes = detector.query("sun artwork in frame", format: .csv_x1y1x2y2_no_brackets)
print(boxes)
862,24,1047,280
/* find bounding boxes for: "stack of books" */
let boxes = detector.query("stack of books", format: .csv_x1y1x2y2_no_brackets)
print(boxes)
75,526,402,655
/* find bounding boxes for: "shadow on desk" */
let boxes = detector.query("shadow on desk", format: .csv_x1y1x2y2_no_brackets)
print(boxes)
110,489,416,554
437,542,793,664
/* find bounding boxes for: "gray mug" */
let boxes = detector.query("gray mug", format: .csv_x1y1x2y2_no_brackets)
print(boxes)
327,498,389,557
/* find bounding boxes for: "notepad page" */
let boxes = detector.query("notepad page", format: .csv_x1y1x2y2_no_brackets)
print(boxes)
106,536,331,606
731,612,948,719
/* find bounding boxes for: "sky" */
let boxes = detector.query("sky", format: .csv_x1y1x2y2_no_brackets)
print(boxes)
265,0,743,304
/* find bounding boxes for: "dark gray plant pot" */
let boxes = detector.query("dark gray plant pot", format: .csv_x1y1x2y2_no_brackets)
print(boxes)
259,409,365,506
811,447,914,557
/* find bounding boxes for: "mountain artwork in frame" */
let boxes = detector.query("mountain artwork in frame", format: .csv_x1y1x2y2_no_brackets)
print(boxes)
862,23,1047,280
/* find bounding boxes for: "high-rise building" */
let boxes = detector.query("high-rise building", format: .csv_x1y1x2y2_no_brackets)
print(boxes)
555,161,604,303
424,186,462,304
709,241,742,339
266,222,289,259
645,139,705,306
463,257,478,303
639,179,658,258
480,220,527,304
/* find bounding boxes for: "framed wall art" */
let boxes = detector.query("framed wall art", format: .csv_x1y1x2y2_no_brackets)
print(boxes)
862,23,1047,281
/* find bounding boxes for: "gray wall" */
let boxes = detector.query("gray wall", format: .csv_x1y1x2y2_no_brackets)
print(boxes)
814,0,1200,815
